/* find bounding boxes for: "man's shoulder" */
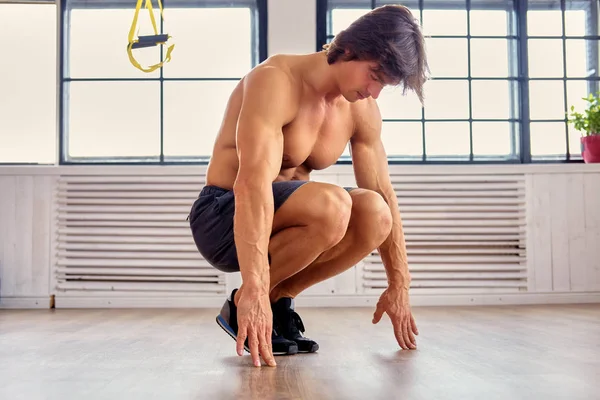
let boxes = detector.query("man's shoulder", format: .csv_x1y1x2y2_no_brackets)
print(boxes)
243,56,302,101
245,61,294,88
237,57,302,126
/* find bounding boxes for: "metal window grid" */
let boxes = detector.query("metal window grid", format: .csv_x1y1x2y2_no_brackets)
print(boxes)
317,0,600,164
58,0,268,165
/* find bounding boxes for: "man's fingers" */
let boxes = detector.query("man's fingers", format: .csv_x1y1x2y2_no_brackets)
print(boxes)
394,324,408,350
372,304,385,324
400,318,411,350
411,314,419,335
236,325,247,356
262,329,276,367
405,318,416,349
248,330,261,367
406,314,417,349
399,314,412,349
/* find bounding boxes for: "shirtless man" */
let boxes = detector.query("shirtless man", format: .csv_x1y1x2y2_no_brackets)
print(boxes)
188,4,429,367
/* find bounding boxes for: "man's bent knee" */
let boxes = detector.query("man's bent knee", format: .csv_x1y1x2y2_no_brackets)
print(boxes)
329,186,352,244
349,189,393,247
272,182,352,246
313,184,353,246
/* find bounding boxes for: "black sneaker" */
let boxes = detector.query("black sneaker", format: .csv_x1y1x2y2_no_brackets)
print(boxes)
216,289,298,356
272,297,319,353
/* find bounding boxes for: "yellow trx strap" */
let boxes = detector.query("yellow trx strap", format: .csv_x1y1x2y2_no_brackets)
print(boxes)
127,0,175,73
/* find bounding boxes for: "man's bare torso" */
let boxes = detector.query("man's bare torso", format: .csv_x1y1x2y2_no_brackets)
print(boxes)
205,53,370,189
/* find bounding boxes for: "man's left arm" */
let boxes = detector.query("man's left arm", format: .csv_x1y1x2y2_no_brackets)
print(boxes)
349,100,418,350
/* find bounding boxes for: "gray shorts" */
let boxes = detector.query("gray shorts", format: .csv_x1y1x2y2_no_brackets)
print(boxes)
188,180,309,273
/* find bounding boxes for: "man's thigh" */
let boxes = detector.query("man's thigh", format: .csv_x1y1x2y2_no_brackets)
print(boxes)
271,181,354,234
190,180,310,272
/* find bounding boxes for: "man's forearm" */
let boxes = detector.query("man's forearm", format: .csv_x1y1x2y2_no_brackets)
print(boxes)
378,189,411,290
233,179,273,292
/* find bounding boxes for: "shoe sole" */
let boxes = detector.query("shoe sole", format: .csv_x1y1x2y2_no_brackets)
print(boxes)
298,343,319,353
216,315,297,356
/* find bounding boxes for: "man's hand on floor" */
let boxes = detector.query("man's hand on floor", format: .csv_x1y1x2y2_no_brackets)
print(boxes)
236,288,277,367
372,286,419,350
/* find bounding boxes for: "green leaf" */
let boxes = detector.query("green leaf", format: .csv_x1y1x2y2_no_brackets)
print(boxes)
567,91,600,136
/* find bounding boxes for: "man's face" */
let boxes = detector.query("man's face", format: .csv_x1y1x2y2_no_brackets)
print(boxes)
339,60,391,102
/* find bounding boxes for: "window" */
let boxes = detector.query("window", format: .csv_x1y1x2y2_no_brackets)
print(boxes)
318,0,600,163
0,1,57,164
61,0,266,164
527,0,598,161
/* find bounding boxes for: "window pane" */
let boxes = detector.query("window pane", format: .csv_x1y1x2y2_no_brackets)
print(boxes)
564,9,587,37
423,80,469,120
67,82,160,159
529,81,565,120
331,8,370,35
568,123,584,158
0,4,56,164
528,39,564,78
422,9,467,36
530,122,566,158
469,10,509,36
566,80,589,115
527,10,562,36
470,39,510,77
566,40,595,78
381,122,423,158
472,122,514,157
377,86,422,120
567,80,589,158
471,80,511,119
426,38,468,77
425,122,470,158
68,9,161,78
162,8,252,78
163,80,239,158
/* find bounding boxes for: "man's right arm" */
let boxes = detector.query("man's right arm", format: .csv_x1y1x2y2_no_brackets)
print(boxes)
233,65,297,295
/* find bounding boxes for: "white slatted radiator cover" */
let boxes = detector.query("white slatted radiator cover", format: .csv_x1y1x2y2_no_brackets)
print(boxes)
359,173,527,295
54,174,225,296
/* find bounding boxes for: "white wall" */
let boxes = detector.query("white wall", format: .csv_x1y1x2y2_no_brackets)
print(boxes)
1,164,599,309
0,174,55,308
526,170,600,294
1,1,600,308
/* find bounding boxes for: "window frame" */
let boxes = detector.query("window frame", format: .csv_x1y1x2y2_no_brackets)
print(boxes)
58,0,268,165
317,0,600,164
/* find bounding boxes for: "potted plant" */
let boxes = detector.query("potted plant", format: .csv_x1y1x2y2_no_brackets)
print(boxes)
568,92,600,163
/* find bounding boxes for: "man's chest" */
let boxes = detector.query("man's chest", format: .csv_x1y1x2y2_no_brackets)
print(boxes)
281,103,354,170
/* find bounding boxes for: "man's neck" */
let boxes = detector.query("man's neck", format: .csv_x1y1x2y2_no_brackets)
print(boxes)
302,51,343,102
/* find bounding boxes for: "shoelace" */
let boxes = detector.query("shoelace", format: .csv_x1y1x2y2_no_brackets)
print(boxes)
288,311,305,336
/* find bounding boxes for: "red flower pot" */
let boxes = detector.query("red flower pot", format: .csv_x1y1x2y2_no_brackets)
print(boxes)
581,135,600,163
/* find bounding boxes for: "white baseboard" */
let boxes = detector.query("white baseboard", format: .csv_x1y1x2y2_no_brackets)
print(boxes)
0,297,51,309
41,292,600,309
53,296,227,309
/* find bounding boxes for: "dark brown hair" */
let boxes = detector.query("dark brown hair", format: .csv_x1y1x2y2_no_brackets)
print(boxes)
324,4,429,104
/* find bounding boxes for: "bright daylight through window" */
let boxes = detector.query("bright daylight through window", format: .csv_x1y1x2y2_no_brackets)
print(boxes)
62,0,263,163
321,0,599,163
0,2,57,164
1,0,598,164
